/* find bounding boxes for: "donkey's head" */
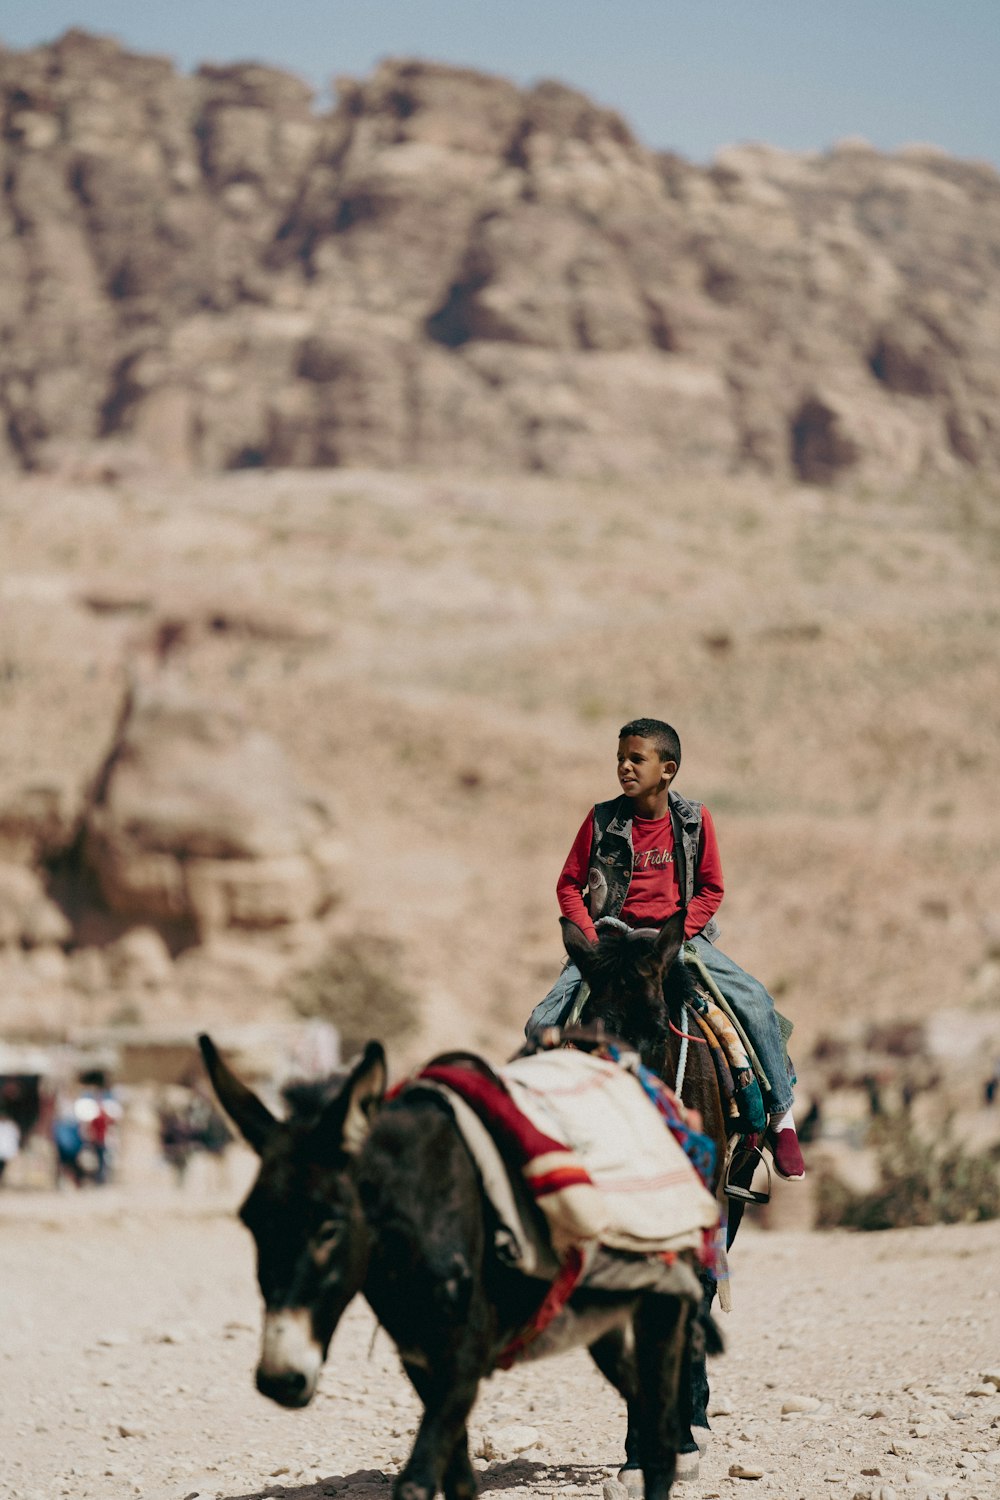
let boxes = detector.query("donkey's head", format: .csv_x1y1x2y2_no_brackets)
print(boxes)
561,909,687,1048
199,1034,386,1408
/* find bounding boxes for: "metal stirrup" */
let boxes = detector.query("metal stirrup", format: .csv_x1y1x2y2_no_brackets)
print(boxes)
723,1136,771,1205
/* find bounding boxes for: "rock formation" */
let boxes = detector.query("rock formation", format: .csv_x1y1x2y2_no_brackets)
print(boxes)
82,679,340,937
2,28,999,486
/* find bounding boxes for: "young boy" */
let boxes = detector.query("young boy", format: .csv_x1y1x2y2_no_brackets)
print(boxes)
535,715,805,1181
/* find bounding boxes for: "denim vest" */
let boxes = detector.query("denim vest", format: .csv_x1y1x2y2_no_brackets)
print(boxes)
585,791,721,943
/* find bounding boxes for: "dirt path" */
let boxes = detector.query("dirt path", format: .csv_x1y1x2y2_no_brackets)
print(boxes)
2,1186,998,1500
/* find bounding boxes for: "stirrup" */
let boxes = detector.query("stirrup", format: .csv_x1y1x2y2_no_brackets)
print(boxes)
723,1137,771,1205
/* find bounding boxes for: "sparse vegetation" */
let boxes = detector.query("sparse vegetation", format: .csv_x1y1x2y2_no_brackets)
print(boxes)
286,931,420,1054
815,1112,1000,1231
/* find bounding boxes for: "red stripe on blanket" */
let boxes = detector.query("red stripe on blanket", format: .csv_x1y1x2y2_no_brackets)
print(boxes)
595,1170,694,1192
527,1165,595,1197
416,1059,571,1166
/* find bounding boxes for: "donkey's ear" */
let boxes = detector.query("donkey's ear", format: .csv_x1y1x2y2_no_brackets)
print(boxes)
341,1040,387,1154
655,909,687,972
313,1040,387,1158
561,917,598,975
198,1033,279,1156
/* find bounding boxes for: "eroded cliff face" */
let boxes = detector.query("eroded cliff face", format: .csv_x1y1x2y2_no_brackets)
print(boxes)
2,28,999,486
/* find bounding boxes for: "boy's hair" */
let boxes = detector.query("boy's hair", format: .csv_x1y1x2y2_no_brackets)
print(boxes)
618,717,682,768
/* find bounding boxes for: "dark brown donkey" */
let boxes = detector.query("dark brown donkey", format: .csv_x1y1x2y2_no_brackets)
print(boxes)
561,909,747,1485
199,1032,710,1500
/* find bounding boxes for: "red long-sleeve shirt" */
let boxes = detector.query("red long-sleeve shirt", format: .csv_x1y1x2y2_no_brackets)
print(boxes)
557,804,724,943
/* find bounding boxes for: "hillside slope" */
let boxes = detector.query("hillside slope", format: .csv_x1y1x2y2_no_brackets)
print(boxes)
1,464,998,1073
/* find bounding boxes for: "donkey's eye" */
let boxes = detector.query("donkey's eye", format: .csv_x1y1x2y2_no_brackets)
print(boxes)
310,1218,345,1267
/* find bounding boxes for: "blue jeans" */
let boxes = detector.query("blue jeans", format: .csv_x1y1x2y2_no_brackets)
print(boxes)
526,940,794,1116
525,961,583,1036
687,935,794,1115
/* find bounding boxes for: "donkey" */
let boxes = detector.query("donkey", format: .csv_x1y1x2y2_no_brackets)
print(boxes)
560,909,747,1485
199,1032,709,1500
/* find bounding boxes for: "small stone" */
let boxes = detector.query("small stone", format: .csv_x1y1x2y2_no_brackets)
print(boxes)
980,1371,1000,1389
483,1424,540,1458
728,1463,764,1480
603,1483,629,1500
781,1394,821,1414
889,1442,913,1457
967,1385,996,1397
708,1393,733,1417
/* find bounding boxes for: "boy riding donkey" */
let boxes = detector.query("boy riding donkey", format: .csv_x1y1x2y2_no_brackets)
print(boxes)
529,716,805,1182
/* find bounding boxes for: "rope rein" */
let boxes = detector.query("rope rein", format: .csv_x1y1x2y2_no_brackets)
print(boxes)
674,1003,690,1099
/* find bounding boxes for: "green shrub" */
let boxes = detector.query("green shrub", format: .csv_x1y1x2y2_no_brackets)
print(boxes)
286,930,420,1055
815,1111,1000,1231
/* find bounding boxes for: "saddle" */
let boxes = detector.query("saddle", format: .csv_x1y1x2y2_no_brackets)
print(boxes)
400,1044,721,1366
678,948,772,1134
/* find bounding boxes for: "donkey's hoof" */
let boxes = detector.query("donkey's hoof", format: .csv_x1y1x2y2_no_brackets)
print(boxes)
616,1467,644,1498
674,1450,700,1482
394,1482,433,1500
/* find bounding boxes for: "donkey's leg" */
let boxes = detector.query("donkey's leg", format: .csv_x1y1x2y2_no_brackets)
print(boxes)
589,1329,643,1495
440,1427,477,1500
399,1358,481,1500
632,1294,690,1500
682,1272,717,1454
402,1360,477,1500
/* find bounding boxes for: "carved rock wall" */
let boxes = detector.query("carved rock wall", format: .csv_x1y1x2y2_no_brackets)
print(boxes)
2,31,999,486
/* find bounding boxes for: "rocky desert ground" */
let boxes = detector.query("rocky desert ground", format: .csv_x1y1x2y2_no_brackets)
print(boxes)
2,1184,999,1500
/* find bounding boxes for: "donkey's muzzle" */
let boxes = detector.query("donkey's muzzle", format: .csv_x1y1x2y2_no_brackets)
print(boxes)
256,1308,322,1407
256,1364,314,1407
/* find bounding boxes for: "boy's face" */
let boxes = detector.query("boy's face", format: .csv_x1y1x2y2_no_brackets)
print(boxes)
616,735,676,802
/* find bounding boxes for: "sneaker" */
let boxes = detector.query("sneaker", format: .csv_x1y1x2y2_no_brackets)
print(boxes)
770,1126,805,1181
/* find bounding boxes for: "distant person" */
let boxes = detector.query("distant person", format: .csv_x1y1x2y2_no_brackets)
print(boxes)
527,716,805,1180
986,1057,1000,1107
76,1072,121,1185
0,1113,20,1185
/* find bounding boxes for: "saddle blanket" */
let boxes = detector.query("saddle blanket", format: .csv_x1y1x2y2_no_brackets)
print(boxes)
501,1048,720,1253
411,1047,719,1265
406,1047,720,1367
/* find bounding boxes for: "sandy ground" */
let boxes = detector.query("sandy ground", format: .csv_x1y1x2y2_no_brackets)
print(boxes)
2,1172,998,1500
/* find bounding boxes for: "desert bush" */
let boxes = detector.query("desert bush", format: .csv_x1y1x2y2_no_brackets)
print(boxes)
286,930,419,1054
815,1111,1000,1231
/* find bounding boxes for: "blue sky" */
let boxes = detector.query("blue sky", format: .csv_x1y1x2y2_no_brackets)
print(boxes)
2,1,997,168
